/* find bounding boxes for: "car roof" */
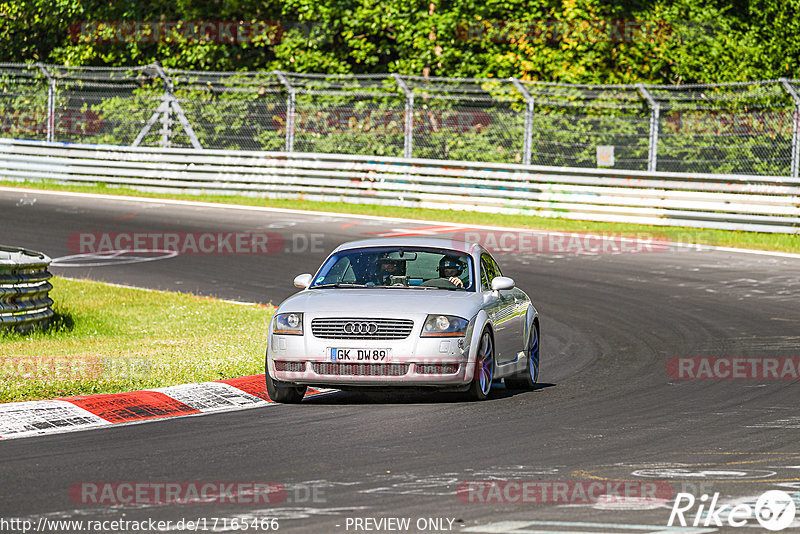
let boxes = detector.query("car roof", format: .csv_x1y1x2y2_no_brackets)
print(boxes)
332,237,481,255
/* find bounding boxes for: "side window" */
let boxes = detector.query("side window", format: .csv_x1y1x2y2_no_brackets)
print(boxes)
488,255,502,278
480,253,503,290
480,254,496,290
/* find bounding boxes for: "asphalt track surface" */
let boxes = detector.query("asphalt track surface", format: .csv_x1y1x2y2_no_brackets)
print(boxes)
1,188,799,533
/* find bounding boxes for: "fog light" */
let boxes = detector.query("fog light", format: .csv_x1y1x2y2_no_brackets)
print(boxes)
417,363,459,374
274,361,305,372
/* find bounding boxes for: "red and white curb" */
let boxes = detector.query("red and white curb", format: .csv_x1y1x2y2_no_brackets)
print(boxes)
0,374,333,441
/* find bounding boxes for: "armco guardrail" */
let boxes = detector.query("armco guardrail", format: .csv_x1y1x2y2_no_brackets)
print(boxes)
0,138,798,234
0,246,54,332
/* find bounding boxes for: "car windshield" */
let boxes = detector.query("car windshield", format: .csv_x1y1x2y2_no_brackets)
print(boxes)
310,247,475,291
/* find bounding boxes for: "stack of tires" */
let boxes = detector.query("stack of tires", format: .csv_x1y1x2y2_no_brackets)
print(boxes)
0,246,54,333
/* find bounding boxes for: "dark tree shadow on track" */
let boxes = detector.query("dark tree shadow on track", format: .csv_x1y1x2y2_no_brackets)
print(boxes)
301,382,556,405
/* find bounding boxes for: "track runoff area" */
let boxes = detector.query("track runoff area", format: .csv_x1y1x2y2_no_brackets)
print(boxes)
0,187,799,533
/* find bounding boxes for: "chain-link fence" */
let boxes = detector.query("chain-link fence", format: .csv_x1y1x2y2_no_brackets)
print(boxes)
1,63,799,176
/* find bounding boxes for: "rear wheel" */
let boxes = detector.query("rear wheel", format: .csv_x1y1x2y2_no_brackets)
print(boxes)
265,366,307,403
468,329,495,401
505,322,539,390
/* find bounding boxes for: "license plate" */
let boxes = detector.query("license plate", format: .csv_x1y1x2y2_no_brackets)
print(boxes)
328,348,391,362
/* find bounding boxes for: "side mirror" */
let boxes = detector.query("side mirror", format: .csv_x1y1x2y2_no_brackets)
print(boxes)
491,276,515,291
294,273,313,288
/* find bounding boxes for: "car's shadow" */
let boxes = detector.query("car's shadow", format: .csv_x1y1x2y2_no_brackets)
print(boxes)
301,382,556,405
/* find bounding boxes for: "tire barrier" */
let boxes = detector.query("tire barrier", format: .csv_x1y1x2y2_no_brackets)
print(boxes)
0,246,54,332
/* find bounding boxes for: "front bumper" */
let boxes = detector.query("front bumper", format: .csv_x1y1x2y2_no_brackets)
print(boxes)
267,318,474,387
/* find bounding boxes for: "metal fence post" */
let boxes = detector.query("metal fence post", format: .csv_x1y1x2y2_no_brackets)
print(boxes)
637,83,660,173
36,64,55,142
392,74,414,159
780,78,800,178
274,71,295,152
152,64,173,148
160,95,173,148
404,94,414,159
510,77,534,166
154,64,174,148
135,63,202,149
46,79,55,143
154,63,202,149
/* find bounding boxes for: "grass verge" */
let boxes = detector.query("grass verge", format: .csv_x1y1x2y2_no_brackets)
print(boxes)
1,180,798,253
0,277,273,403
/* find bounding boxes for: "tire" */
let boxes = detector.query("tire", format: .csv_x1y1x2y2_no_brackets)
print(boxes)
468,328,495,401
265,366,307,404
505,322,539,390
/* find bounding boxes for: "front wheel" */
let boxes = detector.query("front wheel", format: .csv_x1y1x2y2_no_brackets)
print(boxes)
468,329,495,401
265,366,307,403
505,322,539,390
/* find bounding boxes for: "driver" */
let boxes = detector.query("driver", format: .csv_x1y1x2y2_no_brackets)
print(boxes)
437,256,466,288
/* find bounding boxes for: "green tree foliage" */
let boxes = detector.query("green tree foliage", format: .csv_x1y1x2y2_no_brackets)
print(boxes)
1,0,798,82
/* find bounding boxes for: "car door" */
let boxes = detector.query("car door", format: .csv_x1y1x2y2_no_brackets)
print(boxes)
480,253,524,364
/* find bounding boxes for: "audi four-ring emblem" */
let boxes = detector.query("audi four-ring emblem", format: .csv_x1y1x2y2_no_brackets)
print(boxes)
343,321,379,335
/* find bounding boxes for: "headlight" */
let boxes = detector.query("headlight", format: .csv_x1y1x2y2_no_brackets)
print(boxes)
274,313,304,335
420,315,468,337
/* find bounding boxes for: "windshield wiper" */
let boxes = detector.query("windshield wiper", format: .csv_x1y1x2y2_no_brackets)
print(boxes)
311,283,371,289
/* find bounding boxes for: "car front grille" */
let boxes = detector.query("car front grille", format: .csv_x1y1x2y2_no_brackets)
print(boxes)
312,362,409,376
311,318,414,340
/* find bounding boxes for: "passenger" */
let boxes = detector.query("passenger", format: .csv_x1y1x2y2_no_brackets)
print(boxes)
376,258,404,285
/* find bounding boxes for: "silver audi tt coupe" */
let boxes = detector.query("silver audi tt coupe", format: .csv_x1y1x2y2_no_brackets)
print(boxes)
265,237,539,402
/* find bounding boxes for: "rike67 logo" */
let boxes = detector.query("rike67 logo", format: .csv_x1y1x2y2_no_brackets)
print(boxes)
669,490,796,531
